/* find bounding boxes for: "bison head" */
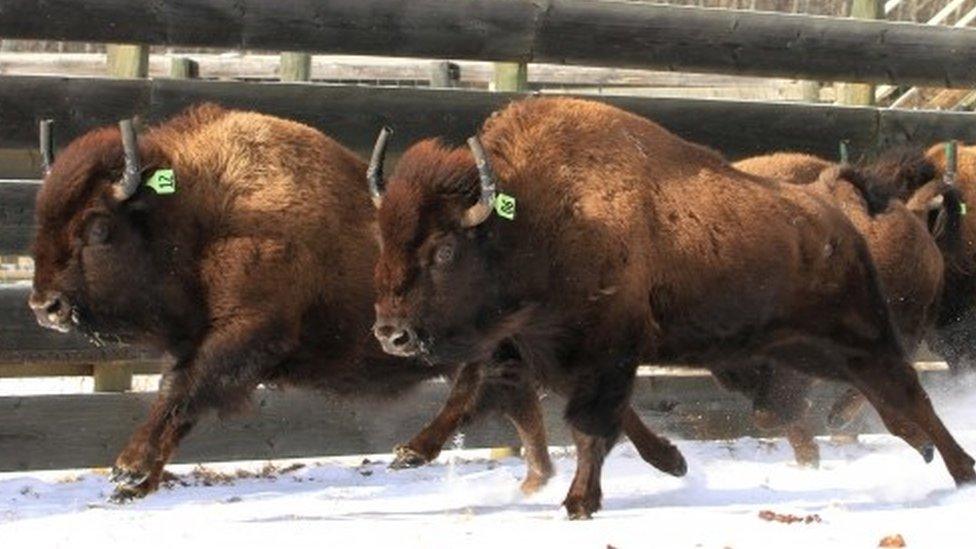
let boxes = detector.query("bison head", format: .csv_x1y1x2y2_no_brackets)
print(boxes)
29,120,192,344
368,130,511,363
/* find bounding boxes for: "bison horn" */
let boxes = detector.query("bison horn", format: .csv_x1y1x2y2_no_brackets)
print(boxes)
39,119,54,176
945,140,958,185
367,126,393,208
461,136,497,228
115,119,142,201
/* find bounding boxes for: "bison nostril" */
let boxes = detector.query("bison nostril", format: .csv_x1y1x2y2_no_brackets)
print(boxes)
45,296,63,315
391,330,413,348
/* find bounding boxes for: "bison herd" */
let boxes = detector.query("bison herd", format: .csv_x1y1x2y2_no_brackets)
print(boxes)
26,97,976,519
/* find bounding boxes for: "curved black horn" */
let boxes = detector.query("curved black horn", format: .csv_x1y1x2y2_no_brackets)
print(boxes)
367,126,393,208
461,136,497,228
39,119,54,176
115,119,142,201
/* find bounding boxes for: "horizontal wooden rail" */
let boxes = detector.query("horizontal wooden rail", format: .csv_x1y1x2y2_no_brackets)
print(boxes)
0,52,794,89
1,370,934,472
4,77,976,254
1,1,975,86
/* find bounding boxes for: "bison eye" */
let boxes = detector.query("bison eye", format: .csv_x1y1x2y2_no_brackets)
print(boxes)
434,242,455,266
85,217,110,245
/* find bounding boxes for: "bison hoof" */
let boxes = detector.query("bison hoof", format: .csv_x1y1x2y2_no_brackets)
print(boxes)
563,495,601,520
109,465,150,487
663,447,688,477
108,466,153,502
389,445,430,470
919,444,935,464
108,482,153,503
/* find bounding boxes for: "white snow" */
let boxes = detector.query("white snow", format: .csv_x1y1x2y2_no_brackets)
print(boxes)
2,379,975,548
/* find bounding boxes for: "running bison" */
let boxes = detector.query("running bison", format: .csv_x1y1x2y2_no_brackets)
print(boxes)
28,105,684,501
368,96,976,519
723,150,955,465
895,143,976,372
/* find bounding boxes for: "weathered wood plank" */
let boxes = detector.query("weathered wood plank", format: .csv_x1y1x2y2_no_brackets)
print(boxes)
0,370,926,472
1,1,975,86
0,180,37,256
0,75,882,166
6,77,976,254
0,52,798,88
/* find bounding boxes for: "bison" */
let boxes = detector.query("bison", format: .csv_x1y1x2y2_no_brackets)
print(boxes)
28,105,685,501
722,150,955,465
369,96,976,519
892,143,976,373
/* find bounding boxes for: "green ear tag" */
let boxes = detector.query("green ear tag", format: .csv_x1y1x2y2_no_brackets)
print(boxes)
961,202,968,216
146,169,177,195
494,192,516,220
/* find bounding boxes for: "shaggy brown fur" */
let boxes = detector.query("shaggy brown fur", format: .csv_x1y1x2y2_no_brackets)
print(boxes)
905,144,976,372
373,97,976,519
30,105,576,501
730,152,947,464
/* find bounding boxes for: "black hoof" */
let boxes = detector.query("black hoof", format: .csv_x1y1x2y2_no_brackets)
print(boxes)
563,497,600,520
108,485,141,504
920,443,935,464
110,466,150,488
388,445,429,470
667,450,688,477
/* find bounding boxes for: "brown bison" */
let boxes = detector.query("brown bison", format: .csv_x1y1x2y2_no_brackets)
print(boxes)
28,105,685,501
724,150,953,465
369,96,976,519
895,143,976,372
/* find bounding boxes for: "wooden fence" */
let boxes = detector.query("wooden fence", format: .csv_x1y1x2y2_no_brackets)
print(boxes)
2,1,976,86
0,0,968,473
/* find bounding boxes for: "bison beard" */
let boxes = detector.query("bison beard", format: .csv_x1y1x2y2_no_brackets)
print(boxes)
372,96,976,519
28,104,686,502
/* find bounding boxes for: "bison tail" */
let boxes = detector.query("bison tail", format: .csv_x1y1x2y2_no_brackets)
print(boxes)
837,166,892,216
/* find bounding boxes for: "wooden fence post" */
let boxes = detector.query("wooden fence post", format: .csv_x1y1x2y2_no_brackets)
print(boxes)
430,61,460,88
93,362,133,392
491,62,528,92
101,42,148,392
280,52,312,82
106,44,149,78
170,56,199,79
835,0,882,106
490,60,527,464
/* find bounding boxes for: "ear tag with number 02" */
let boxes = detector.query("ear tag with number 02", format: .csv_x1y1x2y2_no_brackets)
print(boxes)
146,169,177,195
494,192,516,220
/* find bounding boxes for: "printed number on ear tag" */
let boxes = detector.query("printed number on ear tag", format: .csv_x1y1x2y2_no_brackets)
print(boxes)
146,169,177,195
494,192,516,220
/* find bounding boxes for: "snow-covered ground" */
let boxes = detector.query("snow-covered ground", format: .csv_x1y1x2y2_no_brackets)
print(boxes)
3,378,975,548
2,436,975,547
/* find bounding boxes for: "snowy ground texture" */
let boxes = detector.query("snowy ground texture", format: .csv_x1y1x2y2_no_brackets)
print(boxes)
3,385,976,548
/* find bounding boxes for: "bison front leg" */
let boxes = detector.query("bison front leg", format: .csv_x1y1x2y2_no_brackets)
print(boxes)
390,363,482,469
110,368,195,501
110,320,293,501
562,354,636,520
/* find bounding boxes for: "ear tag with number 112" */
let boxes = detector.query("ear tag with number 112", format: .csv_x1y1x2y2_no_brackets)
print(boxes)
146,169,177,195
